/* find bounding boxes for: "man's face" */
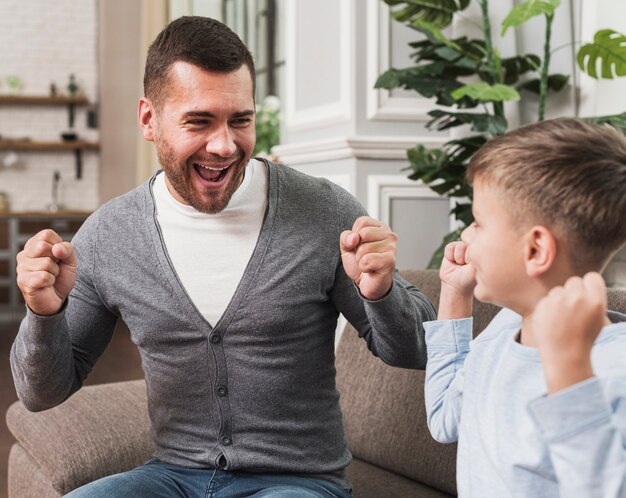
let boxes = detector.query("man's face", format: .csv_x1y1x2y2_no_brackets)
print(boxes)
141,62,256,214
461,180,527,309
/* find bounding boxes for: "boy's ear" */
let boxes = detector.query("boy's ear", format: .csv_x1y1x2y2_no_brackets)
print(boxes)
138,97,156,142
524,225,557,277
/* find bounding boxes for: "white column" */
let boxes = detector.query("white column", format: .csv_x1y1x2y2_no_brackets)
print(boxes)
275,0,454,270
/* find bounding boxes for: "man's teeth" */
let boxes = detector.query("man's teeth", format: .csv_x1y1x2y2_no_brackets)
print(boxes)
196,163,229,171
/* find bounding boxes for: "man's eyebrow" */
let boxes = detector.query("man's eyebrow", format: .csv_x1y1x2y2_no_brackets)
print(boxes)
182,110,255,118
233,110,255,118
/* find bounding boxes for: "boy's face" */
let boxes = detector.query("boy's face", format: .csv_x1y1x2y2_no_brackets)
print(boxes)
461,179,527,310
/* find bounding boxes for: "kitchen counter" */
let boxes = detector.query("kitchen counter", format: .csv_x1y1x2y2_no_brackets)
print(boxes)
0,210,92,218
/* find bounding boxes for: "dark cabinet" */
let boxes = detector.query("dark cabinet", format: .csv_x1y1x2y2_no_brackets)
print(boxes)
0,212,89,322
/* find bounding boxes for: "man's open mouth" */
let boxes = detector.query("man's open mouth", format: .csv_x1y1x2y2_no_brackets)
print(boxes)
194,162,230,183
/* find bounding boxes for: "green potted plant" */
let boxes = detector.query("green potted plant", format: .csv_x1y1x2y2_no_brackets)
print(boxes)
254,95,281,159
376,0,626,267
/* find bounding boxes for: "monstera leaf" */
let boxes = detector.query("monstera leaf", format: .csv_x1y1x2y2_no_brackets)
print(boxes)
501,0,560,36
384,0,470,29
577,29,626,79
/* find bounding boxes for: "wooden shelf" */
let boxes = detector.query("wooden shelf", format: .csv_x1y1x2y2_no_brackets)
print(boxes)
0,140,99,151
0,95,98,179
0,95,90,106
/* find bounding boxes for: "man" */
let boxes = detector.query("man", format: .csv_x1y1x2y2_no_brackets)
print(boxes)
12,16,435,497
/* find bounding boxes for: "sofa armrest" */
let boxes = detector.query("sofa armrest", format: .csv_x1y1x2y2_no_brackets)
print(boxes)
6,379,154,495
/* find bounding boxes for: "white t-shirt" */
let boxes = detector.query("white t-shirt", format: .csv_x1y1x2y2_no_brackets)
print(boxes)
153,159,268,326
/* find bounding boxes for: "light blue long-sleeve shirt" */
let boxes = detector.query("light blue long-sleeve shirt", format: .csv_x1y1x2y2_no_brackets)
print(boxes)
424,308,626,497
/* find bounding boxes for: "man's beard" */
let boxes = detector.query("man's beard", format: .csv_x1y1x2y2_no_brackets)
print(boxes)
155,138,246,214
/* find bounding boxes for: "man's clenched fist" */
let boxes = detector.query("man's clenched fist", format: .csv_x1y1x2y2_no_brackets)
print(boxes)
16,229,77,316
340,216,397,300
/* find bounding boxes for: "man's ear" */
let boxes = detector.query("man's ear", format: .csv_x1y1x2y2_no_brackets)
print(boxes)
138,97,156,142
524,225,557,277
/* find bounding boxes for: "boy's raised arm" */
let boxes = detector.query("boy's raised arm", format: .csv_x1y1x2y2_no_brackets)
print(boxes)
532,272,606,394
529,272,626,497
424,241,476,443
437,241,476,320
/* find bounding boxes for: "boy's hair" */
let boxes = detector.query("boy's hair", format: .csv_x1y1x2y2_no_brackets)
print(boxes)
467,118,626,272
143,16,256,108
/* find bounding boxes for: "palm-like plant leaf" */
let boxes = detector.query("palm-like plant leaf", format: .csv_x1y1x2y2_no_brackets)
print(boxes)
501,0,560,36
427,228,464,269
577,29,626,79
427,109,508,134
375,66,465,99
517,73,569,93
411,37,486,62
451,202,473,226
406,137,483,198
500,54,541,84
384,0,470,29
411,19,481,62
445,135,488,165
451,82,520,102
406,145,447,180
584,112,626,132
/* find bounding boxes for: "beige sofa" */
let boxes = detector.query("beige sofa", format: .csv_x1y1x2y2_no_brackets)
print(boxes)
7,270,626,497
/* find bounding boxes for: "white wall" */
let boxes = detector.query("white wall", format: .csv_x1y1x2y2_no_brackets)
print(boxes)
0,0,99,212
583,0,626,288
277,0,626,285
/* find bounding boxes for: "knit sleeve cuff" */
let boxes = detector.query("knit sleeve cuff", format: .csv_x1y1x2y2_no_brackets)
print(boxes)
353,280,394,303
425,318,473,352
528,377,610,442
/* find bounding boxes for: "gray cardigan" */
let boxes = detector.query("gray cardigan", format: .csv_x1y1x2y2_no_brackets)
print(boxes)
11,162,436,490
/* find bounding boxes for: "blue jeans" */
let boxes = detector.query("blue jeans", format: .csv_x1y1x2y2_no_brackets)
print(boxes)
64,459,352,498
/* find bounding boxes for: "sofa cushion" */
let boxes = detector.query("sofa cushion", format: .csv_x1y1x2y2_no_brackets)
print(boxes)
608,288,626,315
8,444,61,498
336,324,458,495
336,270,502,496
347,458,454,498
6,379,153,495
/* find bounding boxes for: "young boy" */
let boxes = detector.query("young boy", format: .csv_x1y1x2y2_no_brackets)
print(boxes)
424,118,626,497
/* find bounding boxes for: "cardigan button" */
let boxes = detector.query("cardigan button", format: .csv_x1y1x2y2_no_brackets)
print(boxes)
221,435,232,446
217,385,228,397
210,333,221,344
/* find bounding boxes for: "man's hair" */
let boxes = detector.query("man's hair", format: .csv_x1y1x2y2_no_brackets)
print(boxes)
143,16,256,107
467,118,626,272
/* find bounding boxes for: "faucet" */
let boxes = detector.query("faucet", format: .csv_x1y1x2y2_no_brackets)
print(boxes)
47,170,64,212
